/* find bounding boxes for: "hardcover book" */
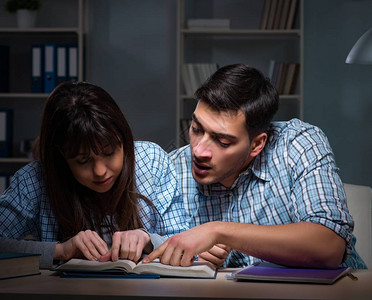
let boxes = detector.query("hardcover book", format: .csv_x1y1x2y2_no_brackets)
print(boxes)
54,258,217,279
0,253,41,280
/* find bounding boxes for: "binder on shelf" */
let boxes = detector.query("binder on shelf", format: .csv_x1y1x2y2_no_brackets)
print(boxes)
31,44,44,93
0,109,13,158
68,45,78,82
44,44,57,93
0,45,10,93
56,45,67,85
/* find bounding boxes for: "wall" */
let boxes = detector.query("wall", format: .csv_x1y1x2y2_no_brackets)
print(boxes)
304,0,372,187
87,0,177,150
87,0,372,187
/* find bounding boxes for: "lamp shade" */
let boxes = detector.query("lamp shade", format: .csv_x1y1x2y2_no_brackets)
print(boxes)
346,28,372,64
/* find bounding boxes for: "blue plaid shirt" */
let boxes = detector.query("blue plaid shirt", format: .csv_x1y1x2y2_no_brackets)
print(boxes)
0,141,188,267
169,119,366,269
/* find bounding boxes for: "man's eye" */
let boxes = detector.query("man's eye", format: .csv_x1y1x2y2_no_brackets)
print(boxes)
191,126,202,134
217,140,231,148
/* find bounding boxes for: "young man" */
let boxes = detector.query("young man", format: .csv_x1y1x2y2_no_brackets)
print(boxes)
144,64,366,269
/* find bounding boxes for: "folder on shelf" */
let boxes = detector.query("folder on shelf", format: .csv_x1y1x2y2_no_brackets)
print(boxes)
31,44,44,93
56,45,67,85
0,109,13,158
44,44,57,93
68,45,78,82
0,45,10,93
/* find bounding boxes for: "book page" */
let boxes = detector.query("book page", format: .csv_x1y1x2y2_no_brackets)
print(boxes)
56,258,137,273
133,260,216,278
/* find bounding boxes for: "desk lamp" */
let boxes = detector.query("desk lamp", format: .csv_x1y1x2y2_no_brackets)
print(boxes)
346,28,372,64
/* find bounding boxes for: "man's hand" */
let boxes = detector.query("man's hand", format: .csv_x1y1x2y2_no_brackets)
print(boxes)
99,229,152,263
54,230,108,261
143,222,220,266
198,244,231,267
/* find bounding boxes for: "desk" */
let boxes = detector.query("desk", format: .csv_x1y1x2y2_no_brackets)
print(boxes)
0,269,371,300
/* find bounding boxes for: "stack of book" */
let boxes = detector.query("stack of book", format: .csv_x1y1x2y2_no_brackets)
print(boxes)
268,60,300,95
182,63,218,96
260,0,299,30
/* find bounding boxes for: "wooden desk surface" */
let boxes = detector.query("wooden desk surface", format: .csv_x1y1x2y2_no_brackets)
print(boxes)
0,269,371,300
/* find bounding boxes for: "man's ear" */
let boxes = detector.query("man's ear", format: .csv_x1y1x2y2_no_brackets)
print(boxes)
249,133,267,158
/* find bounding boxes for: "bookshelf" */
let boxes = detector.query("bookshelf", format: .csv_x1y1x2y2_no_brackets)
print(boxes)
176,0,304,147
0,0,86,184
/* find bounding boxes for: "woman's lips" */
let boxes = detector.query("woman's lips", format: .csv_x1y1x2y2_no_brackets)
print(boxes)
93,177,112,186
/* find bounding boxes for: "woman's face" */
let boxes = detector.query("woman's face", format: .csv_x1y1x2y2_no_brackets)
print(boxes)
66,144,124,193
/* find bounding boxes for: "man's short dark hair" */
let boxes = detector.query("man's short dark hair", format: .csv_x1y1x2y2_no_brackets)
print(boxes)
194,64,279,138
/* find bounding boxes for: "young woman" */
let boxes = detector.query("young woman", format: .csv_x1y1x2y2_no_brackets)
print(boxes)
0,81,187,269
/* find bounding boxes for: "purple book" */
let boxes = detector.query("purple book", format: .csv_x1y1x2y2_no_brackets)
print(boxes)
232,262,351,284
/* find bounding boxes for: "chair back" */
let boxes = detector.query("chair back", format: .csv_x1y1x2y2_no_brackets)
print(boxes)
344,183,372,269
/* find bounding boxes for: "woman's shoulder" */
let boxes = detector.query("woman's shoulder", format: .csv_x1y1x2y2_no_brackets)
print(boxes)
13,160,43,179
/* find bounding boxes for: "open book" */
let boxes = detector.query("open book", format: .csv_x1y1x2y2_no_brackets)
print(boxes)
54,258,217,279
231,262,352,284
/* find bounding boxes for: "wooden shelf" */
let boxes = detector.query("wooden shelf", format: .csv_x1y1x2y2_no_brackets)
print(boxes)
0,93,48,98
0,158,33,164
181,29,301,36
0,27,80,33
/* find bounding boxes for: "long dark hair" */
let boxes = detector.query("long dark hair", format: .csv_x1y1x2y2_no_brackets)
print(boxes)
195,64,279,138
37,81,154,241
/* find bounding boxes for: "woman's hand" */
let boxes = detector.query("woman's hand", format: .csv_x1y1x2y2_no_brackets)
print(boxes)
99,229,152,263
54,230,109,261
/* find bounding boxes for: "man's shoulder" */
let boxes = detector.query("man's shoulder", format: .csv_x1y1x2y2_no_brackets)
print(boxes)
169,144,190,162
269,119,326,142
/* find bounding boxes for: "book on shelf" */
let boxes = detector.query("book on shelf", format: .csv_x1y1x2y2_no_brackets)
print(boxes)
187,19,230,30
268,61,299,95
260,0,298,30
283,63,300,94
260,0,272,29
0,253,41,280
231,262,351,284
182,63,218,96
266,0,278,29
53,258,217,279
286,0,299,29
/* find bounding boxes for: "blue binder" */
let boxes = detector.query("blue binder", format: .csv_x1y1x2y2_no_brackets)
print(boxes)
56,45,67,85
0,109,13,158
0,45,9,93
31,44,44,93
44,44,57,93
67,45,78,82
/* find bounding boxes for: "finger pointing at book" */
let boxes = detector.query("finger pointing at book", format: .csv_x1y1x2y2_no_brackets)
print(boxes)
143,222,218,266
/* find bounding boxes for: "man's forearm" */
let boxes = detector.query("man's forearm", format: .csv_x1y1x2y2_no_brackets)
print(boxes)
214,221,346,268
